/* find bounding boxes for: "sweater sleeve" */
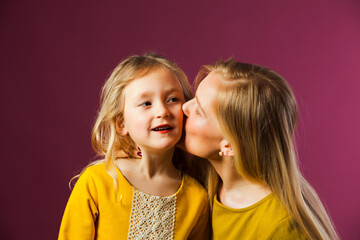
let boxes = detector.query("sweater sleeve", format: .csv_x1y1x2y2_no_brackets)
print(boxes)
187,194,210,240
266,217,307,240
58,169,99,240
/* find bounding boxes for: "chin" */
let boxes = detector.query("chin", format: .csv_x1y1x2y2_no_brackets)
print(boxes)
180,139,200,157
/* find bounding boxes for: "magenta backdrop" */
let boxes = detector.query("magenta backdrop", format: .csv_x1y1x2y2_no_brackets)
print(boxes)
1,0,359,239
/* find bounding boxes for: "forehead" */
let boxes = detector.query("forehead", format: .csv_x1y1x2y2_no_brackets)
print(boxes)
194,72,224,114
124,67,182,96
196,71,222,96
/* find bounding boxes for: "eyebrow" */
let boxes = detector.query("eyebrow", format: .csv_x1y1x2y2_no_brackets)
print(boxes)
195,96,206,117
133,88,183,101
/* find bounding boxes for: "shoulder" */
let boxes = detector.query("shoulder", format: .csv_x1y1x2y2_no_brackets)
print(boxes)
80,162,107,178
179,174,210,220
83,162,106,174
76,162,112,187
261,196,305,239
266,216,306,239
181,174,208,200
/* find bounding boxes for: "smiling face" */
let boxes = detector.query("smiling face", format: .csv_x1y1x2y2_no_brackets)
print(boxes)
121,67,185,153
182,71,225,159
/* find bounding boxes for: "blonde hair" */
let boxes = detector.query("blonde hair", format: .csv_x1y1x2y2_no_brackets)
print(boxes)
197,59,338,240
72,52,193,194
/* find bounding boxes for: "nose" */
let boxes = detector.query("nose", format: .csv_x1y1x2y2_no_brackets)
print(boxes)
182,99,192,117
156,102,170,118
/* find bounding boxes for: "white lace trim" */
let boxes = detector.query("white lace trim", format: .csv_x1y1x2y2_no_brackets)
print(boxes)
127,188,177,240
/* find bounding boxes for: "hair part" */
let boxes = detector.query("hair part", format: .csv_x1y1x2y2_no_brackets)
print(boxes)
196,58,338,240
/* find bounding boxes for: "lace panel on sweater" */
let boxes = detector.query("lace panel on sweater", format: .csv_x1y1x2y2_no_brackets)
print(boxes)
127,188,177,240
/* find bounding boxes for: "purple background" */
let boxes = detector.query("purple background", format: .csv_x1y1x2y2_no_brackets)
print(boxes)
1,0,359,239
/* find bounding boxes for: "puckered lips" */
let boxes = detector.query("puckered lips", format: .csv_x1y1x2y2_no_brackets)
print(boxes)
151,124,174,134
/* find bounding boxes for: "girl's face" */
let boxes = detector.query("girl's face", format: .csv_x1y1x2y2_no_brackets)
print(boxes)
182,72,224,159
121,67,185,153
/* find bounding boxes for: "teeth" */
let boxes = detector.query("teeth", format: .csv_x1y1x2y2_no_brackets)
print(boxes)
153,126,171,131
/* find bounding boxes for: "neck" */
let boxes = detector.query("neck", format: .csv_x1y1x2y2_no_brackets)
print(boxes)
137,147,178,179
208,156,242,189
208,156,271,208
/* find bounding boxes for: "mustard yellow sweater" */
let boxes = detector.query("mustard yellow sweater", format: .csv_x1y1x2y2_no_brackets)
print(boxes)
59,163,209,240
212,193,306,240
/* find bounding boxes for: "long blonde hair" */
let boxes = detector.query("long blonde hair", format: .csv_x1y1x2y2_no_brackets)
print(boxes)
197,59,338,240
72,52,193,194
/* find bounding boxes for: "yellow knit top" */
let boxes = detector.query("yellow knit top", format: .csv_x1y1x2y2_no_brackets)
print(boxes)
212,193,306,240
59,163,209,240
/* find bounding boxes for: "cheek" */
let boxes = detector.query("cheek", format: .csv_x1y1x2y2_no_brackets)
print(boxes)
185,116,208,140
124,109,148,131
184,117,221,158
185,114,223,147
173,106,184,124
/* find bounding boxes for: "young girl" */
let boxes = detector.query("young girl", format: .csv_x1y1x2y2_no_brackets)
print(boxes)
182,59,338,239
58,53,209,240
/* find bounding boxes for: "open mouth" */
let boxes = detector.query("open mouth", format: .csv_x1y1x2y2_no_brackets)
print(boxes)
151,124,174,132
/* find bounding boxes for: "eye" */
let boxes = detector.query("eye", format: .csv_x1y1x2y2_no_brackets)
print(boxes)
167,97,179,103
140,101,151,107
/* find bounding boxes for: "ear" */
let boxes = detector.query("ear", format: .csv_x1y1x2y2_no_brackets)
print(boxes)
220,139,234,157
116,119,128,136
